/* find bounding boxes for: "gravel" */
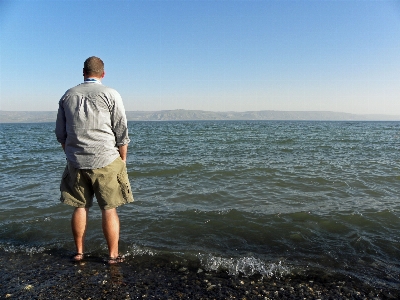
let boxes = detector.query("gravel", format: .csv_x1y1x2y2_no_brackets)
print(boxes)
1,251,398,300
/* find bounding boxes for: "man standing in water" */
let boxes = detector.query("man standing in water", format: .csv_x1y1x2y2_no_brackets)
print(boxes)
55,56,134,264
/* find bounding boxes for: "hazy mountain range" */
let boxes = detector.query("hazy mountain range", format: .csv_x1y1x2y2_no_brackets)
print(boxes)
1,110,400,123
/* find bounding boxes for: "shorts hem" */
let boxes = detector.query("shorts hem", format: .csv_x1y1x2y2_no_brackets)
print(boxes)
60,197,91,208
102,198,134,210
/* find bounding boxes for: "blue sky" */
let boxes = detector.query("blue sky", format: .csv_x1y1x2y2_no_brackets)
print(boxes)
1,0,399,114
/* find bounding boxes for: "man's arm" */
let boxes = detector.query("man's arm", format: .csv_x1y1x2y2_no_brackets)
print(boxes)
110,91,130,147
110,90,130,163
119,144,128,163
55,99,67,146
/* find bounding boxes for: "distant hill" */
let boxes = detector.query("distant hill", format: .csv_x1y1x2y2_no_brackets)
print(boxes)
125,110,400,121
1,109,400,123
0,111,58,123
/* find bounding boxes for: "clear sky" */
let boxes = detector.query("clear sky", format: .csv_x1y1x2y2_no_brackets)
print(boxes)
1,0,399,114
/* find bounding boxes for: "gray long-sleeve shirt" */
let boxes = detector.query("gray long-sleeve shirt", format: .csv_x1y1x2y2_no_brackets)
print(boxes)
55,81,130,169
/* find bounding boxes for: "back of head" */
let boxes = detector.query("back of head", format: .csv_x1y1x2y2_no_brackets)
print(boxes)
84,56,104,77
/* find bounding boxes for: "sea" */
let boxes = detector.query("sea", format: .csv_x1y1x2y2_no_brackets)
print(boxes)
0,120,399,290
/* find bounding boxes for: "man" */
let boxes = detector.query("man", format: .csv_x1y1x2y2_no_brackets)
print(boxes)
55,56,134,264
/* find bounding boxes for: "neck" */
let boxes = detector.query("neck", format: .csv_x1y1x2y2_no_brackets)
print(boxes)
83,70,105,81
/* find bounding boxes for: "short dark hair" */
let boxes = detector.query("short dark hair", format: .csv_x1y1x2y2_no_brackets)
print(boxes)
83,56,104,76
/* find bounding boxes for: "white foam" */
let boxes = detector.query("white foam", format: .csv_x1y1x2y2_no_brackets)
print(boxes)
128,244,157,257
0,244,45,254
198,253,290,277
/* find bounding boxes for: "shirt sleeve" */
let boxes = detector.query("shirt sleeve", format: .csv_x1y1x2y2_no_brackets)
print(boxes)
55,98,67,144
110,91,130,146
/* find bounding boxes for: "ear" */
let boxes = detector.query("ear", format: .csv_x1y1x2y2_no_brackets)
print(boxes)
101,71,106,79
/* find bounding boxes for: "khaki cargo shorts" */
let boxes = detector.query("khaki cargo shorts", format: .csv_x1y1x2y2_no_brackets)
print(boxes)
60,157,134,210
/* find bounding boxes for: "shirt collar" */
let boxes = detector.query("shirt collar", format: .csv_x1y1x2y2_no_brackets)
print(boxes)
84,78,101,84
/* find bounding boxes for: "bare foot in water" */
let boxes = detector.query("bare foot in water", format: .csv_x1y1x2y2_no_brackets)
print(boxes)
108,255,124,264
71,253,84,262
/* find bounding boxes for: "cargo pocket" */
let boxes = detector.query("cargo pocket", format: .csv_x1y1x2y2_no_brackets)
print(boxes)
59,165,73,204
117,171,134,203
60,165,70,192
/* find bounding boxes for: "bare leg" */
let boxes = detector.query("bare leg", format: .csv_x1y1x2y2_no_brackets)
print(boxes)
71,207,89,259
102,208,120,259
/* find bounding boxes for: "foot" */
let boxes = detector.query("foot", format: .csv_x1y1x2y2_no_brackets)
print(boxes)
71,253,84,262
108,255,124,264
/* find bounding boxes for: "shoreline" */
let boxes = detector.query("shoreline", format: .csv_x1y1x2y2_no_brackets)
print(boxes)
1,251,398,299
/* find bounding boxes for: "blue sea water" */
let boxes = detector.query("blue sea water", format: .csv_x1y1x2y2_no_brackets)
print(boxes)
0,121,399,289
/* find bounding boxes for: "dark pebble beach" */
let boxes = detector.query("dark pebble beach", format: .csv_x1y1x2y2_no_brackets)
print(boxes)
1,251,399,300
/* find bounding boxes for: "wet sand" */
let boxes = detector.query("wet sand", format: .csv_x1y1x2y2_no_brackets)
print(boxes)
1,251,398,300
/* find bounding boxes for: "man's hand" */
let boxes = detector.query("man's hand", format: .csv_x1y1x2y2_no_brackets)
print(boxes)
119,144,128,163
